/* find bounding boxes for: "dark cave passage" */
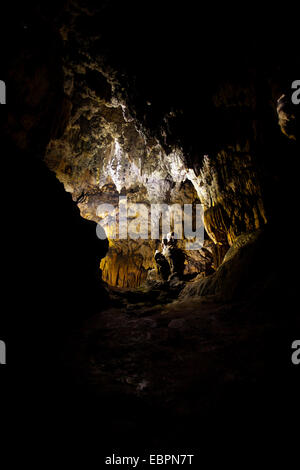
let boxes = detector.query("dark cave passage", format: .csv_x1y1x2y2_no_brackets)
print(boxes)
1,0,300,459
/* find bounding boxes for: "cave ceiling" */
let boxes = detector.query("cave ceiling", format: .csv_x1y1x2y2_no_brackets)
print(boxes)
3,0,298,287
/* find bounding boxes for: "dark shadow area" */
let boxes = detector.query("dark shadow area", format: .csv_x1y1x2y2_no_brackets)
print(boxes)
1,0,299,465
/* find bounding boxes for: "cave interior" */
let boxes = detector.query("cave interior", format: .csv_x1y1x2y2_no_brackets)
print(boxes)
1,0,299,460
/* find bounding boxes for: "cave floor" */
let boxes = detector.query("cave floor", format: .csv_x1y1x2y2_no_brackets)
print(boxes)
58,279,299,449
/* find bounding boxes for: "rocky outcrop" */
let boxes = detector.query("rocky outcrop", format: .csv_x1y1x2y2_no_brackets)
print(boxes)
2,3,300,453
43,4,208,287
180,230,263,302
4,1,297,289
42,3,272,287
277,94,297,140
178,225,292,304
187,149,267,262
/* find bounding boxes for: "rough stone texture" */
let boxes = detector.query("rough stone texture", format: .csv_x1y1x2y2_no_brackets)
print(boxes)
180,230,264,302
187,150,267,251
2,0,300,453
2,1,298,291
43,4,212,287
277,94,297,140
40,0,285,288
2,2,298,292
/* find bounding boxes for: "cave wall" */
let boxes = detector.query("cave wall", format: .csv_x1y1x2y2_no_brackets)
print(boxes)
42,2,272,286
3,0,299,288
43,1,206,287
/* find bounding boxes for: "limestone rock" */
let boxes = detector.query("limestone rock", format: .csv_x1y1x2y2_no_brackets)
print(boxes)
277,94,297,140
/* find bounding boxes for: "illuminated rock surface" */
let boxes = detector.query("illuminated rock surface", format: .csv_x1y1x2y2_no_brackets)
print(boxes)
2,0,300,452
39,1,291,287
2,1,298,292
4,1,298,289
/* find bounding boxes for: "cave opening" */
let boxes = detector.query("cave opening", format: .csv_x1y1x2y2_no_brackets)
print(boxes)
1,0,299,457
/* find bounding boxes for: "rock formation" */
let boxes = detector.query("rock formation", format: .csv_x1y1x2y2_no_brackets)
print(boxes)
2,0,300,455
2,2,298,294
27,1,295,289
